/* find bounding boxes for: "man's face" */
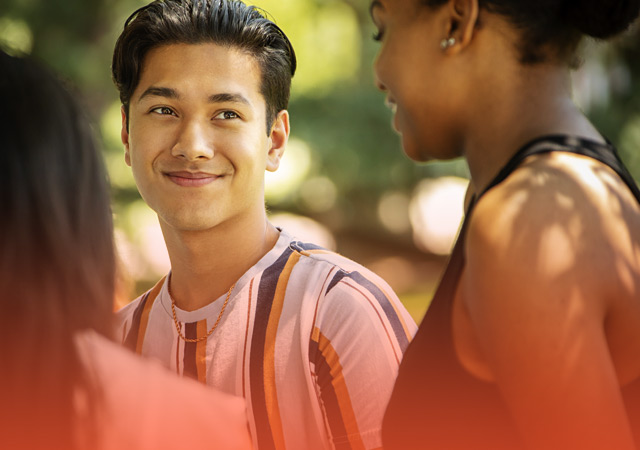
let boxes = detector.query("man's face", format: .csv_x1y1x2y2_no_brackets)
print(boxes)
122,43,288,233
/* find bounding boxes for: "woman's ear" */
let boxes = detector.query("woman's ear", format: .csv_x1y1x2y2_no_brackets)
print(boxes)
266,110,290,172
444,0,479,53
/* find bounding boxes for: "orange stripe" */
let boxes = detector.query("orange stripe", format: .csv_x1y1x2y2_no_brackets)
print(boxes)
242,279,254,398
196,319,208,384
264,252,301,449
312,327,366,450
299,248,334,257
136,276,165,354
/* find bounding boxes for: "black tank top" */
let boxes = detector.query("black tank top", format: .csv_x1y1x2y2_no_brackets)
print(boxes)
382,135,640,449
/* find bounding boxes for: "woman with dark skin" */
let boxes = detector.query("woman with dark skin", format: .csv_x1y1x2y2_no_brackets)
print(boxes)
370,1,640,449
0,49,251,450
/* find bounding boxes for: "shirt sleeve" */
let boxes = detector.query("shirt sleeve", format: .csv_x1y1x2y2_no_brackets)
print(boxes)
309,269,417,449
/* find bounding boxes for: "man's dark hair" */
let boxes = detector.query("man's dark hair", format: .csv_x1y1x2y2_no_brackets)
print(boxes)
112,0,297,133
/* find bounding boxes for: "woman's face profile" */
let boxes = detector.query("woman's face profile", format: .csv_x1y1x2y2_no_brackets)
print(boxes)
371,0,468,162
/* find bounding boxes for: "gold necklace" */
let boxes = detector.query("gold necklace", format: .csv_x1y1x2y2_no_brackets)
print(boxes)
168,278,236,343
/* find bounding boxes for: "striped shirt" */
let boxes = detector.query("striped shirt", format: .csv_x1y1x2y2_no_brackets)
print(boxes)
117,229,417,450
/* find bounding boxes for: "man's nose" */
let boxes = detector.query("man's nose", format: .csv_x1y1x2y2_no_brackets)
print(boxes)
171,119,214,161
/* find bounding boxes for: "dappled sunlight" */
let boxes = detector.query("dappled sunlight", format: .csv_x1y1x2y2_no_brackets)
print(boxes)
536,223,578,276
105,151,136,190
115,200,170,281
265,137,312,202
377,191,411,234
474,151,640,396
616,257,637,296
249,0,360,97
0,17,33,54
409,176,469,255
368,256,417,294
101,99,125,151
298,176,338,213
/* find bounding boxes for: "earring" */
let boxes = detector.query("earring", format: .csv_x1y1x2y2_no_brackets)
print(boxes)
439,37,456,50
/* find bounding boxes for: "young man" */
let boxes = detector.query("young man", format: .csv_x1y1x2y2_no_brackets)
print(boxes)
113,1,416,448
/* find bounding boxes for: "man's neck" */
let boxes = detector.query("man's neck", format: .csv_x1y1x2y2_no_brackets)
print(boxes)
160,212,280,312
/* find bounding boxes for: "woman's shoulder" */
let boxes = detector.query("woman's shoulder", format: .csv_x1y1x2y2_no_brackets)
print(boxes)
472,149,639,241
77,332,252,450
467,148,640,298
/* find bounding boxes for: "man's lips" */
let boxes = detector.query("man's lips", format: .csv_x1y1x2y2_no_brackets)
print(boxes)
164,171,222,187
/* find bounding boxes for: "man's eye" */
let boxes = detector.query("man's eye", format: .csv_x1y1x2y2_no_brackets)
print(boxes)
151,106,175,116
215,111,239,120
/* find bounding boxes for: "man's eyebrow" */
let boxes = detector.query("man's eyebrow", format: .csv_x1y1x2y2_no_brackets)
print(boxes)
138,86,179,102
369,0,383,20
208,92,251,106
137,87,251,106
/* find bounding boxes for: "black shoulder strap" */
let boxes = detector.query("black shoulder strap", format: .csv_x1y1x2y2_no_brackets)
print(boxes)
477,135,640,204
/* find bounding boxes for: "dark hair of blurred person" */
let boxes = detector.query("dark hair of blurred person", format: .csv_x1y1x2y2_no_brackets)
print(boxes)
0,48,114,449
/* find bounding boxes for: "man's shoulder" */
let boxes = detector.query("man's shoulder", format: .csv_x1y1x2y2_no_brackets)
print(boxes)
289,240,366,272
287,239,395,297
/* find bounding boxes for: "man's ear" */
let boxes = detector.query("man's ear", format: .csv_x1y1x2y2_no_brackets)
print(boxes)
266,110,290,172
444,0,479,53
121,105,132,167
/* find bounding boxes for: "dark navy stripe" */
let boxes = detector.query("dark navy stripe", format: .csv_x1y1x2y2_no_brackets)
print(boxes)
122,291,150,351
290,240,327,253
327,271,410,351
326,270,347,294
309,338,351,449
249,247,293,450
183,322,198,380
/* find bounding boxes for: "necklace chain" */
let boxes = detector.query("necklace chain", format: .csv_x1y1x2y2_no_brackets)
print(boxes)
168,278,236,343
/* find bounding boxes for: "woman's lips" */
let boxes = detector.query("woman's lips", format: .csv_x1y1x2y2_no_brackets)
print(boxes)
165,171,221,187
385,97,400,133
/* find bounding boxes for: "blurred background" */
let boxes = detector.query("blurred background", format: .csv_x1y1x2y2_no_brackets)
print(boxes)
2,0,639,322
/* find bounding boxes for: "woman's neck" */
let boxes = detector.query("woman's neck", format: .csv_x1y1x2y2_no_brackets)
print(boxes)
462,63,603,194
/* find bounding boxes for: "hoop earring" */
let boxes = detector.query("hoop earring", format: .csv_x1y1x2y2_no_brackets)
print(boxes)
439,37,456,50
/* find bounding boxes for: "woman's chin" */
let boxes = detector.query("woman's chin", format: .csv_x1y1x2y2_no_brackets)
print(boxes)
401,137,431,162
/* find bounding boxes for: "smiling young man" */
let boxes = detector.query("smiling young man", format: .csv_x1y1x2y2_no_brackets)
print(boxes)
112,1,416,449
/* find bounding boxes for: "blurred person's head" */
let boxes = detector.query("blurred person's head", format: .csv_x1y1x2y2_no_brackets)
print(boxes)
0,49,114,449
112,0,297,133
